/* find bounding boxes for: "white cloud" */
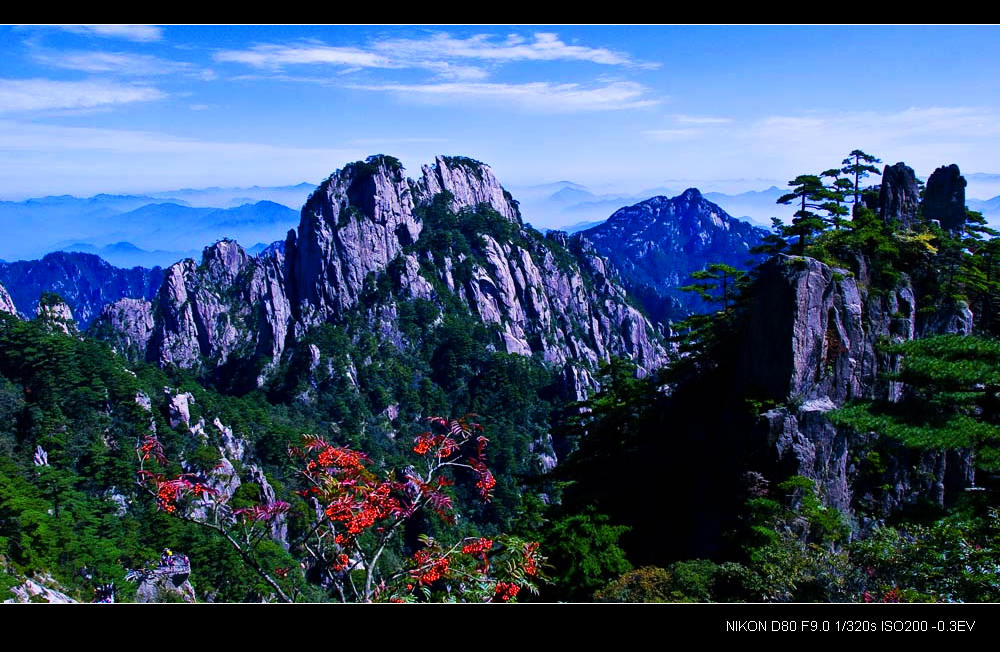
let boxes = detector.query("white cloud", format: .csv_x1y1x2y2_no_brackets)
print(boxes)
0,79,165,113
56,25,163,42
213,32,656,82
33,49,213,79
347,81,658,113
371,32,656,68
215,43,393,69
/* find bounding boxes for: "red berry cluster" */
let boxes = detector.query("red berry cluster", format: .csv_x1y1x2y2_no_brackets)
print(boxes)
411,549,450,585
493,582,520,602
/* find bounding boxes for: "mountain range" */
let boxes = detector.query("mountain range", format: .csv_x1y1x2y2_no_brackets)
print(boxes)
0,189,305,267
514,177,1000,233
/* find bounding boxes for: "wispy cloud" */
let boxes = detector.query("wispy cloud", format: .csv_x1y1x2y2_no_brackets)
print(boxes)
215,43,393,69
347,80,658,113
214,31,656,82
0,78,165,113
215,42,487,81
370,32,656,68
32,49,215,79
55,25,164,43
348,137,449,146
0,119,351,156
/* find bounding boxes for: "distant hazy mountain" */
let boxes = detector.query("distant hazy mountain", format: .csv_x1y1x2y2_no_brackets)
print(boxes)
61,242,200,269
145,182,316,209
511,180,795,232
0,194,300,263
967,195,1000,228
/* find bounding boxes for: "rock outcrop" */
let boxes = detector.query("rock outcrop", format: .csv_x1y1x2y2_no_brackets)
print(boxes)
4,575,77,603
878,162,921,229
35,294,76,335
0,282,15,316
922,164,967,234
135,572,197,603
741,255,974,514
91,298,155,359
102,155,669,395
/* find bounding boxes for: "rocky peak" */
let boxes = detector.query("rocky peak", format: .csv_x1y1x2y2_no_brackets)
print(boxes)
922,163,967,234
201,239,249,286
878,162,921,229
417,155,520,223
287,155,421,326
678,187,703,203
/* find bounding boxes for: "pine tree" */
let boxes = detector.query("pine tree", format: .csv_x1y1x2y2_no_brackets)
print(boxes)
831,335,1000,476
840,149,882,209
820,168,853,230
777,175,829,254
679,263,747,312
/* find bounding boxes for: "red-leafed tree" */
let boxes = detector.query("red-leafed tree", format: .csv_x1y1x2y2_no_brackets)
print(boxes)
135,416,545,603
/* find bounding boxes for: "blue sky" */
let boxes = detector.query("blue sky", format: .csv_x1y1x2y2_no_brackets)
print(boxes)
3,24,1000,200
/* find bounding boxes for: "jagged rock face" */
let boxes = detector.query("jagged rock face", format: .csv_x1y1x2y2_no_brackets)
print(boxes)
416,155,520,222
146,240,291,384
0,251,162,328
412,230,666,382
106,156,667,395
878,162,921,229
922,163,967,234
0,282,15,316
91,298,154,359
743,255,974,513
288,157,420,328
581,188,769,319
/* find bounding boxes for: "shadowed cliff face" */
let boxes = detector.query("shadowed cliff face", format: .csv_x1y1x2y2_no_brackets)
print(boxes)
741,255,974,515
96,155,668,396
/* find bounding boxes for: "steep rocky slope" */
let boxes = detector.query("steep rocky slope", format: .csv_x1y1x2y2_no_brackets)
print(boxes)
96,155,668,396
742,255,974,515
0,282,14,315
